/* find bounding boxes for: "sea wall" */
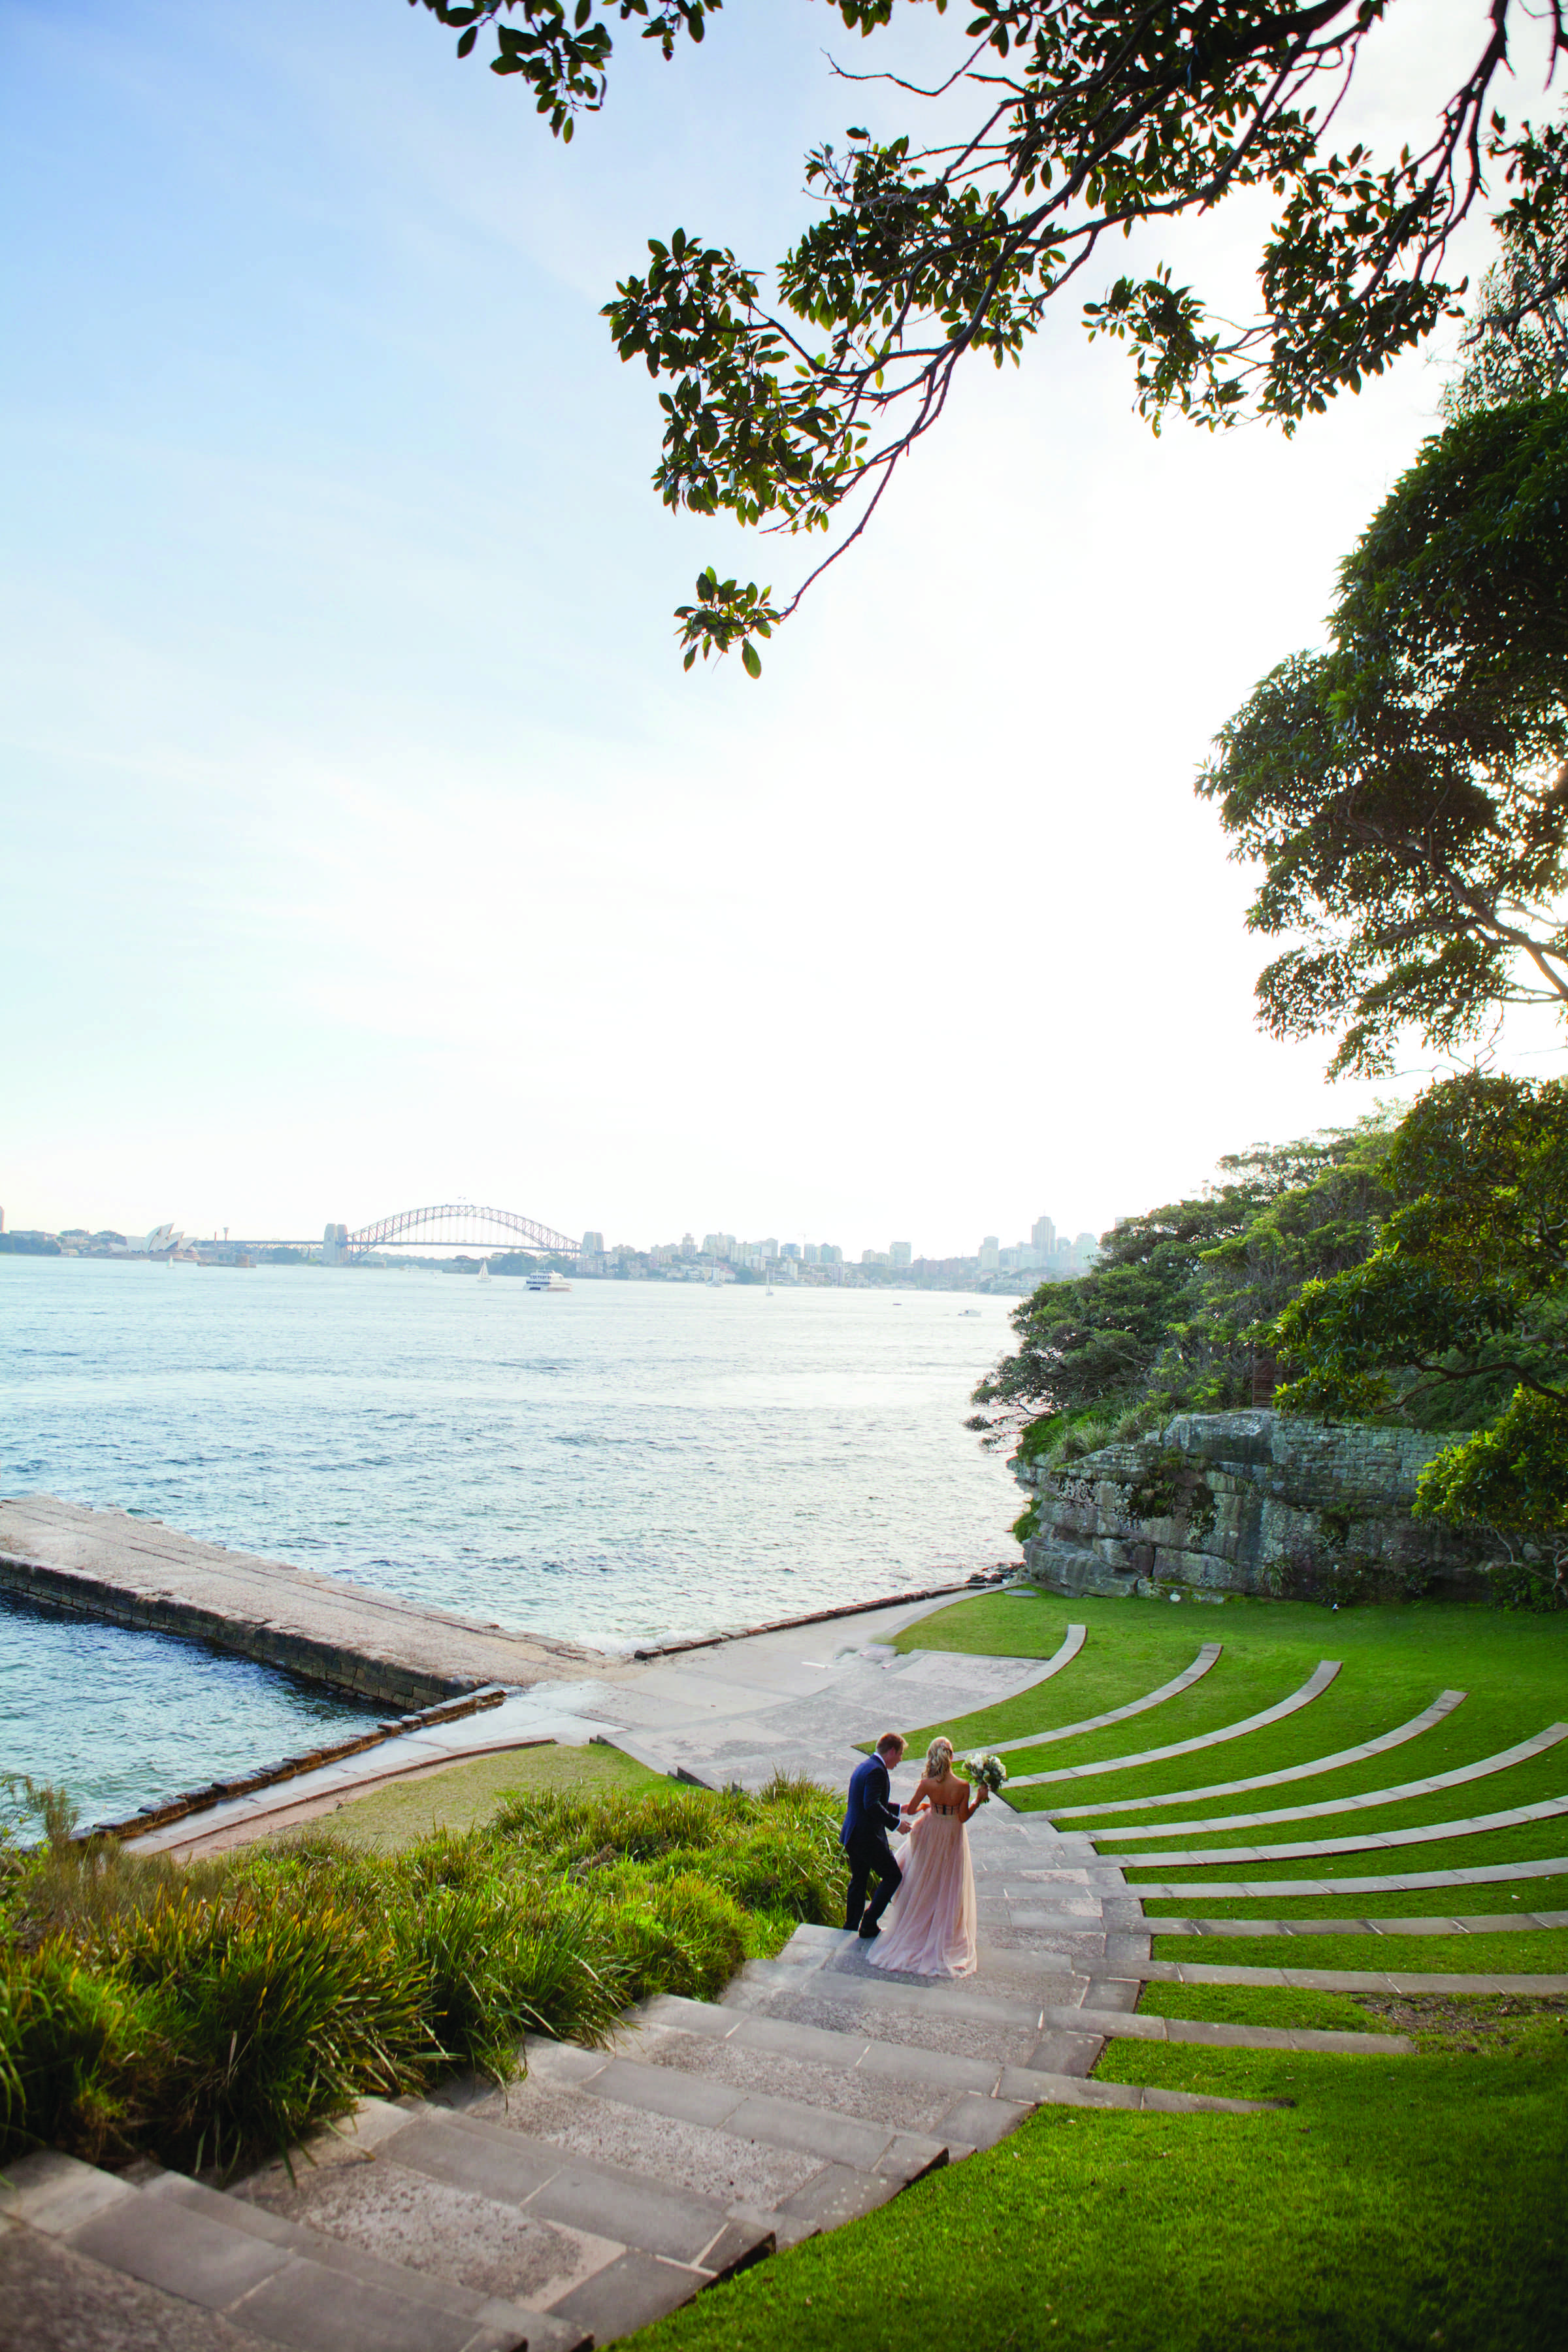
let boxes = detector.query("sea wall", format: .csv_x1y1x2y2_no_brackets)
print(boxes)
1012,1410,1493,1602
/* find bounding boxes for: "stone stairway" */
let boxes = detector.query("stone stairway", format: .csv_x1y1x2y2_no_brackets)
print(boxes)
2,1807,1320,2351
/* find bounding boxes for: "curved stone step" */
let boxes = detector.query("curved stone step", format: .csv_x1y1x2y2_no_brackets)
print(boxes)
1009,1661,1343,1790
1145,1959,1568,1995
1150,1909,1568,1938
1112,1791,1568,1870
1085,1723,1567,1841
990,1643,1223,1755
1051,1690,1469,1818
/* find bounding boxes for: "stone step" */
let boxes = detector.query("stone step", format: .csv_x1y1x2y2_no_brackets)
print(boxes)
505,2025,980,2164
0,2147,547,2352
725,1956,1109,2079
751,1933,1147,2018
233,2093,776,2344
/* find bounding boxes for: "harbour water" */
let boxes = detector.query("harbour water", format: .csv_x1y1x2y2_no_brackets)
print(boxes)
1,1258,1019,1821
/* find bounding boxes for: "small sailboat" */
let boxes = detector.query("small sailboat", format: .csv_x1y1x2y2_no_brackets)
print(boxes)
478,1261,492,1282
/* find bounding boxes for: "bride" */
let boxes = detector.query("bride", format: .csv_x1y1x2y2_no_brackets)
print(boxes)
867,1736,987,1979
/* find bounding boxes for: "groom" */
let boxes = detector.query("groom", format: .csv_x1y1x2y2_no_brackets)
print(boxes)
840,1731,907,1940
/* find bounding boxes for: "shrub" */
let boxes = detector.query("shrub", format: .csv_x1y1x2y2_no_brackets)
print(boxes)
0,1942,162,2165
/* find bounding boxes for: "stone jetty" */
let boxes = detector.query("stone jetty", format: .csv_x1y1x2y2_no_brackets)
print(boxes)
0,1494,604,1712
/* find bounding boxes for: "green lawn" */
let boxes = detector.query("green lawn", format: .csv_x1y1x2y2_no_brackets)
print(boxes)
630,2022,1567,2352
286,1739,666,1852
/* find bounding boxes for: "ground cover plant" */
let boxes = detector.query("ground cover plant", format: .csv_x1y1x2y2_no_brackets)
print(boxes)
0,1765,846,2178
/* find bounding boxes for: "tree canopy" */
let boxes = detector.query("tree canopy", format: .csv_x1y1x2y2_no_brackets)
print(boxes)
1199,390,1568,1075
966,1115,1392,1451
412,0,1568,664
1272,1072,1568,1600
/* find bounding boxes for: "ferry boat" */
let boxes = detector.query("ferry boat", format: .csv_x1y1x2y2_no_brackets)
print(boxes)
526,1269,572,1292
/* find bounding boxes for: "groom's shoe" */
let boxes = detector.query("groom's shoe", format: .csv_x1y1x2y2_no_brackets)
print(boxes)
857,1920,881,1940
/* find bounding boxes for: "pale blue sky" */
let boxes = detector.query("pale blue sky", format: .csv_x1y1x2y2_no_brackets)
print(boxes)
3,1,1560,1254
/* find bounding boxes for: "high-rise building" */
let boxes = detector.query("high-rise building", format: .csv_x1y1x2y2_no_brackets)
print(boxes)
890,1242,911,1267
803,1243,819,1264
781,1243,802,1261
760,1237,779,1260
321,1221,348,1267
1032,1215,1055,1256
820,1244,843,1266
979,1235,1000,1271
680,1233,696,1258
580,1230,604,1256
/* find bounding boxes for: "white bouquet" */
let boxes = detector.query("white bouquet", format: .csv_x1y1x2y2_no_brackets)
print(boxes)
964,1752,1008,1797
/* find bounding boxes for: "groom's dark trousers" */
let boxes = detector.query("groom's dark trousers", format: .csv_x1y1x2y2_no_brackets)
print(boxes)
840,1751,903,1933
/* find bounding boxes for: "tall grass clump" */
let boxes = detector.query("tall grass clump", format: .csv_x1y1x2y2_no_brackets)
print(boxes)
0,1767,846,2176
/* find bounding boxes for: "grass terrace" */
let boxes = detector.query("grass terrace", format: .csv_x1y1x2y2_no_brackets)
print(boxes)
622,1588,1566,2352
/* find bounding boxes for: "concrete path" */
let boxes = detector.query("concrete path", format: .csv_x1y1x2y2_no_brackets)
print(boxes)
1149,1910,1568,1938
129,1592,1019,1859
1009,1660,1342,1789
1112,1791,1568,1870
1086,1725,1568,1840
989,1641,1222,1754
1051,1690,1469,1817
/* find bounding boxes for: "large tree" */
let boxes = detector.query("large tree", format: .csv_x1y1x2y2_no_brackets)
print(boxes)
1198,389,1568,1075
412,1,1567,665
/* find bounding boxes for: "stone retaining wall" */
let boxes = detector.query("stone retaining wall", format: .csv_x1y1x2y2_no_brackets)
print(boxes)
1013,1410,1493,1603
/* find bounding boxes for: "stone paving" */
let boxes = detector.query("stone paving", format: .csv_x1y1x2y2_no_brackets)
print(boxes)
1008,1658,1343,1789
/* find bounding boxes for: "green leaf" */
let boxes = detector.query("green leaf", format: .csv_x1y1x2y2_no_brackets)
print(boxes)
741,641,762,678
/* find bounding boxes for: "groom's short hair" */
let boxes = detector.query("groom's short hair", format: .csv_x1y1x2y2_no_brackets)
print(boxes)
875,1733,906,1760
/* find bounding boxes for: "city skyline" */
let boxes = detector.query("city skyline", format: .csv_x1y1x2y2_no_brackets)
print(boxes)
2,1202,1103,1276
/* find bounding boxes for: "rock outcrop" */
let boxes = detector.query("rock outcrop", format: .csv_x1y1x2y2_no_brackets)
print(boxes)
1012,1411,1492,1603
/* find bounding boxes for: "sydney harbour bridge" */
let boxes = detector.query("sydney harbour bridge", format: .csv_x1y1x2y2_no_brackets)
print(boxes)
229,1203,583,1261
333,1203,580,1261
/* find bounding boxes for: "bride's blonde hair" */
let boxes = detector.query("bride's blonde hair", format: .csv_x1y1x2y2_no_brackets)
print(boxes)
925,1737,954,1780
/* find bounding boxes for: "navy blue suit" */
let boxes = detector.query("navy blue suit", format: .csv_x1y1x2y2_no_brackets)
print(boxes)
840,1752,903,1932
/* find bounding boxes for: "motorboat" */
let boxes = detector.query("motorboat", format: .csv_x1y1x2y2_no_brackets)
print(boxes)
526,1269,572,1292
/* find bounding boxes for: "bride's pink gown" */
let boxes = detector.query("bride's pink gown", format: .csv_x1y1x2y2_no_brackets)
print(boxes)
867,1796,978,1978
